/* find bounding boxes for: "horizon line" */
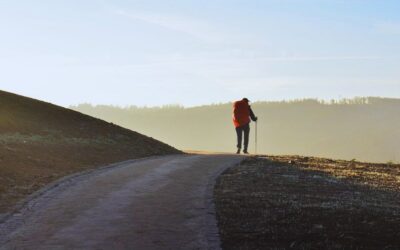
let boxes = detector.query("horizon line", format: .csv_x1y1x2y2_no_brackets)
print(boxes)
68,96,400,109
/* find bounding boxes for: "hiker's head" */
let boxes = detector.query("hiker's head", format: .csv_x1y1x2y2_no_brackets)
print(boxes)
242,98,250,103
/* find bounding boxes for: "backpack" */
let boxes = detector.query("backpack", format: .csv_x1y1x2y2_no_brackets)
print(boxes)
233,100,250,127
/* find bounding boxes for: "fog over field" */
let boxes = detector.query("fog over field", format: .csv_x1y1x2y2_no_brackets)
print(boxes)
72,97,399,163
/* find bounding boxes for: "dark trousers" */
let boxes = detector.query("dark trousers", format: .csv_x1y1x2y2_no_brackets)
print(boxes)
236,123,250,150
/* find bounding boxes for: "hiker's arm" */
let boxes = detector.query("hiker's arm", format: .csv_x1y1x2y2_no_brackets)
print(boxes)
249,106,257,121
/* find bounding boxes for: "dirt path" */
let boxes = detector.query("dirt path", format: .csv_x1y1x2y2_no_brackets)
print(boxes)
0,154,243,250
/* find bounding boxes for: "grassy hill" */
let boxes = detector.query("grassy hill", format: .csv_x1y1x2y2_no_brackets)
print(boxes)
0,90,180,213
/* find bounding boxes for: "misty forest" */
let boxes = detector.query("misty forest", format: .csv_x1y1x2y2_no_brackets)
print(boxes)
72,97,400,163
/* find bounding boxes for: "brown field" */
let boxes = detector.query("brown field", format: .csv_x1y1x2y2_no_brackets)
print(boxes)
214,156,400,249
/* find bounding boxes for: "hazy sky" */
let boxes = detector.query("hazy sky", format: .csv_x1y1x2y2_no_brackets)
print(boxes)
1,0,399,106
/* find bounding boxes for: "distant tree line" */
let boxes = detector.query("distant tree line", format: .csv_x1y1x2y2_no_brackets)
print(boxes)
71,97,400,163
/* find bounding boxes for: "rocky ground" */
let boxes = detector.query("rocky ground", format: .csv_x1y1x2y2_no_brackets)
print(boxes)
214,155,400,249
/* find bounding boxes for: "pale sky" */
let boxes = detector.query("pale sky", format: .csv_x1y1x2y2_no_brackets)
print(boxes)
0,0,399,107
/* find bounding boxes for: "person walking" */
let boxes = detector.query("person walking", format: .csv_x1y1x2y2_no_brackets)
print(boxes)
232,98,258,154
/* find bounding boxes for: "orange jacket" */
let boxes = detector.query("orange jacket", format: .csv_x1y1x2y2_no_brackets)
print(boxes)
232,100,251,128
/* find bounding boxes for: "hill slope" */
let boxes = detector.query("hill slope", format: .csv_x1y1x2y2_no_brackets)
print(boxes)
0,90,180,213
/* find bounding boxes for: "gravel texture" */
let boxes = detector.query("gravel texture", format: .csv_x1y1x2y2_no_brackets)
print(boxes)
1,154,243,250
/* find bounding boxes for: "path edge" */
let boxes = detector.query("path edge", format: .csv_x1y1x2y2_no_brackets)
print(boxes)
204,156,244,250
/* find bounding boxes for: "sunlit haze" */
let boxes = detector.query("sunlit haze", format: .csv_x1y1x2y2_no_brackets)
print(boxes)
1,0,399,107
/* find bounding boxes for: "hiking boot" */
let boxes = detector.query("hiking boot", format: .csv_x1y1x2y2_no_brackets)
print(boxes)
243,150,249,154
236,148,241,154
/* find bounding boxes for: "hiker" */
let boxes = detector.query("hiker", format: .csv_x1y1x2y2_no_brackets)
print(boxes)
233,98,258,154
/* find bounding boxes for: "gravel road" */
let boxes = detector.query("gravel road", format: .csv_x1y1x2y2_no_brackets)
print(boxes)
0,154,243,250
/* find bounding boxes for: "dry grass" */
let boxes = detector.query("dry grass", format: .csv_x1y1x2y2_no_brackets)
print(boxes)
214,156,400,249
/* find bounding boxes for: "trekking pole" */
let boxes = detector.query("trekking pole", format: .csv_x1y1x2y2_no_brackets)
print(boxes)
255,120,258,155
